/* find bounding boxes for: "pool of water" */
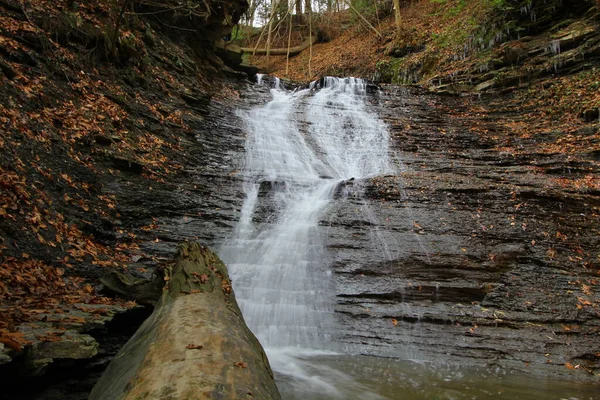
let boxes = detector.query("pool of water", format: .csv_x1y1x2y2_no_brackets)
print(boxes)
270,349,599,400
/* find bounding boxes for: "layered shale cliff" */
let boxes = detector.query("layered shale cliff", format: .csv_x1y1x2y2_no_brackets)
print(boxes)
0,0,257,397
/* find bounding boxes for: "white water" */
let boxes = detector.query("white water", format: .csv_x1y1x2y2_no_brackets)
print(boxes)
219,77,392,398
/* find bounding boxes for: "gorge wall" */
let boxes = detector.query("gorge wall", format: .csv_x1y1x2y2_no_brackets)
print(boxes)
0,0,253,396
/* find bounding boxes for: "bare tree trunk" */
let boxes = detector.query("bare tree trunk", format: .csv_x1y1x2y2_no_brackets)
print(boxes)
393,0,402,33
374,0,381,31
248,6,255,27
308,6,312,78
265,0,280,68
241,36,316,55
90,243,281,400
304,0,312,15
286,9,293,75
295,0,302,15
111,0,131,58
344,0,382,38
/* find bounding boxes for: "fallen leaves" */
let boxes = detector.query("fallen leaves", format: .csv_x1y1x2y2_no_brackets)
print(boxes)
186,344,203,350
191,272,210,284
234,361,247,368
35,332,64,342
0,0,221,352
0,330,31,352
565,361,575,370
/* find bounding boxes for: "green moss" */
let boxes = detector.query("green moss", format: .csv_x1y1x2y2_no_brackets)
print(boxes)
485,0,513,11
448,0,467,17
375,58,404,83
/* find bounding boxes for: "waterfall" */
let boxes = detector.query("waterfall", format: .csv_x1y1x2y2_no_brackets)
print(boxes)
220,77,392,398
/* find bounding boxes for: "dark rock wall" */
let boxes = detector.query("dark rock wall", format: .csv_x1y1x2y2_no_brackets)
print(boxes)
0,0,251,396
324,86,600,380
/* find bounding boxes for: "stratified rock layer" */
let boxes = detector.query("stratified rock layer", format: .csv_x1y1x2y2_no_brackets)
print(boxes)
325,86,600,379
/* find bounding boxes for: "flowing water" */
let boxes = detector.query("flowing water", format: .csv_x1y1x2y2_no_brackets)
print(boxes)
220,77,395,397
220,77,391,351
219,78,599,399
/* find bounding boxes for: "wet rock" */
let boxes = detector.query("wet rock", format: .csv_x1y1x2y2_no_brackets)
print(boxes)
108,155,144,174
0,302,135,381
430,83,473,95
258,180,288,196
99,270,163,305
25,332,99,375
94,134,121,146
0,60,17,79
475,79,495,92
317,86,600,380
581,108,599,122
179,91,211,110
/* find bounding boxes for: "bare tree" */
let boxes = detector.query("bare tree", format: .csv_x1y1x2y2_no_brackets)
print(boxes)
266,0,283,68
393,0,401,32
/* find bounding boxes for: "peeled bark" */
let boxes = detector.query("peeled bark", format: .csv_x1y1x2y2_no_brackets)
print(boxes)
90,242,280,400
240,35,317,56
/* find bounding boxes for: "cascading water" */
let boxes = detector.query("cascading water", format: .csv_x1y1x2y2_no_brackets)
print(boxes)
219,77,393,398
218,77,600,400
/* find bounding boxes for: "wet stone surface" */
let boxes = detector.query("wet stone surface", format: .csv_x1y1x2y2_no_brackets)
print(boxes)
321,86,600,380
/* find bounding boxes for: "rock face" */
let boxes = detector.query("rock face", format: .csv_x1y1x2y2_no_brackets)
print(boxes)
89,243,280,400
104,78,599,388
0,303,133,377
323,85,600,379
173,80,598,382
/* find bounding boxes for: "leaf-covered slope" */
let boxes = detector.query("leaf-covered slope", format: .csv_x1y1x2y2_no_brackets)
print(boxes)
0,0,247,375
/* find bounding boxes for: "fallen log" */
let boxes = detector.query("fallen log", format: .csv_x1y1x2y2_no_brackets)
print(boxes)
240,36,318,56
90,242,280,400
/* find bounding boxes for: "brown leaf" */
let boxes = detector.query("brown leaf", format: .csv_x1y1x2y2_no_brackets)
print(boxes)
582,284,592,295
0,337,22,352
565,362,575,370
234,361,247,368
186,344,203,350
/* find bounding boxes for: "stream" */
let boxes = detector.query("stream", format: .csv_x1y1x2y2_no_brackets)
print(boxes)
218,77,599,399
